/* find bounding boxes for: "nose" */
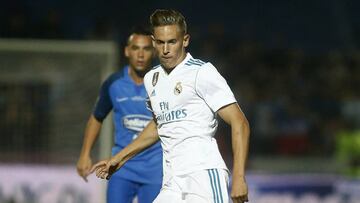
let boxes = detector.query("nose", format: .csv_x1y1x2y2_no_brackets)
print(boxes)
138,49,144,58
163,43,169,55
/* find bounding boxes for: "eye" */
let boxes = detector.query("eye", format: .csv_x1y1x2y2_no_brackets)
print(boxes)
144,46,153,51
131,46,139,50
155,40,164,45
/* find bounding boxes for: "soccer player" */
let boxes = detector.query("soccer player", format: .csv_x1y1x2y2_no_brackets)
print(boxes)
91,9,250,203
76,26,163,203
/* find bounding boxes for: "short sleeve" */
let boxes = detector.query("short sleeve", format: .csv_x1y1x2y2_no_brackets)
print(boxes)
93,77,114,122
195,63,236,112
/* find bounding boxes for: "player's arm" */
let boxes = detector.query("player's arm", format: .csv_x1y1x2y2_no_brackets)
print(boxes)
218,103,250,203
77,76,113,182
91,119,159,179
76,115,102,182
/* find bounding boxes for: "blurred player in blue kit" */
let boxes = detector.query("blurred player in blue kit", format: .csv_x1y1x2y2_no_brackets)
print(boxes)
76,26,162,203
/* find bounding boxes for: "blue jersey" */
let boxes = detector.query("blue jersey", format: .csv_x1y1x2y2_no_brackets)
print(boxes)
93,66,162,184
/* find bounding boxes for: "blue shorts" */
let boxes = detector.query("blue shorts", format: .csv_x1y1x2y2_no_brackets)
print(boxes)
107,175,162,203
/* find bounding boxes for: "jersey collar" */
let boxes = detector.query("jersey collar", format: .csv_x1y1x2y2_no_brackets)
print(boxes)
178,52,193,68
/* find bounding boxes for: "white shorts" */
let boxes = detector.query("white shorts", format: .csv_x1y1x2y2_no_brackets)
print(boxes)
153,168,229,203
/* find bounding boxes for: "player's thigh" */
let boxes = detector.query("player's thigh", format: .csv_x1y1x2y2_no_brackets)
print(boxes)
107,176,137,203
137,183,162,203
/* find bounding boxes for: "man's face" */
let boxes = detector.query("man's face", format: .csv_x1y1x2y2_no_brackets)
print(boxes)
125,34,154,72
152,25,189,69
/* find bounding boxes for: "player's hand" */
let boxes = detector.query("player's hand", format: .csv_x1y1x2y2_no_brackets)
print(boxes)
90,159,118,180
231,176,248,203
90,160,109,179
76,156,92,182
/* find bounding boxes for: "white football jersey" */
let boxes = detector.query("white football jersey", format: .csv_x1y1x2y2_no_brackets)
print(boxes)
144,53,236,175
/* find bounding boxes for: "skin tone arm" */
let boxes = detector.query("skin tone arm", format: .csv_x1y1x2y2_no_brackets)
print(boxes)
218,103,250,203
90,120,159,179
77,115,102,182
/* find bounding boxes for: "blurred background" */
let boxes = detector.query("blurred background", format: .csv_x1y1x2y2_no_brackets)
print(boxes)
0,0,359,202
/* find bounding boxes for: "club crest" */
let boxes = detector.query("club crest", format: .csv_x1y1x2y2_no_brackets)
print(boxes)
152,72,159,86
174,82,182,95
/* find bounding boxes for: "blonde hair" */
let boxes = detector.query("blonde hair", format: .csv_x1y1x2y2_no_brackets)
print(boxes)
150,9,187,35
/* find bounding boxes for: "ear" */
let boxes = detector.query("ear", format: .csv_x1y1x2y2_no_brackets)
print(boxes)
124,46,129,57
183,34,190,48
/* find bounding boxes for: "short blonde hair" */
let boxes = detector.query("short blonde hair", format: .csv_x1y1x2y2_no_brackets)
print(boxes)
150,9,187,35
